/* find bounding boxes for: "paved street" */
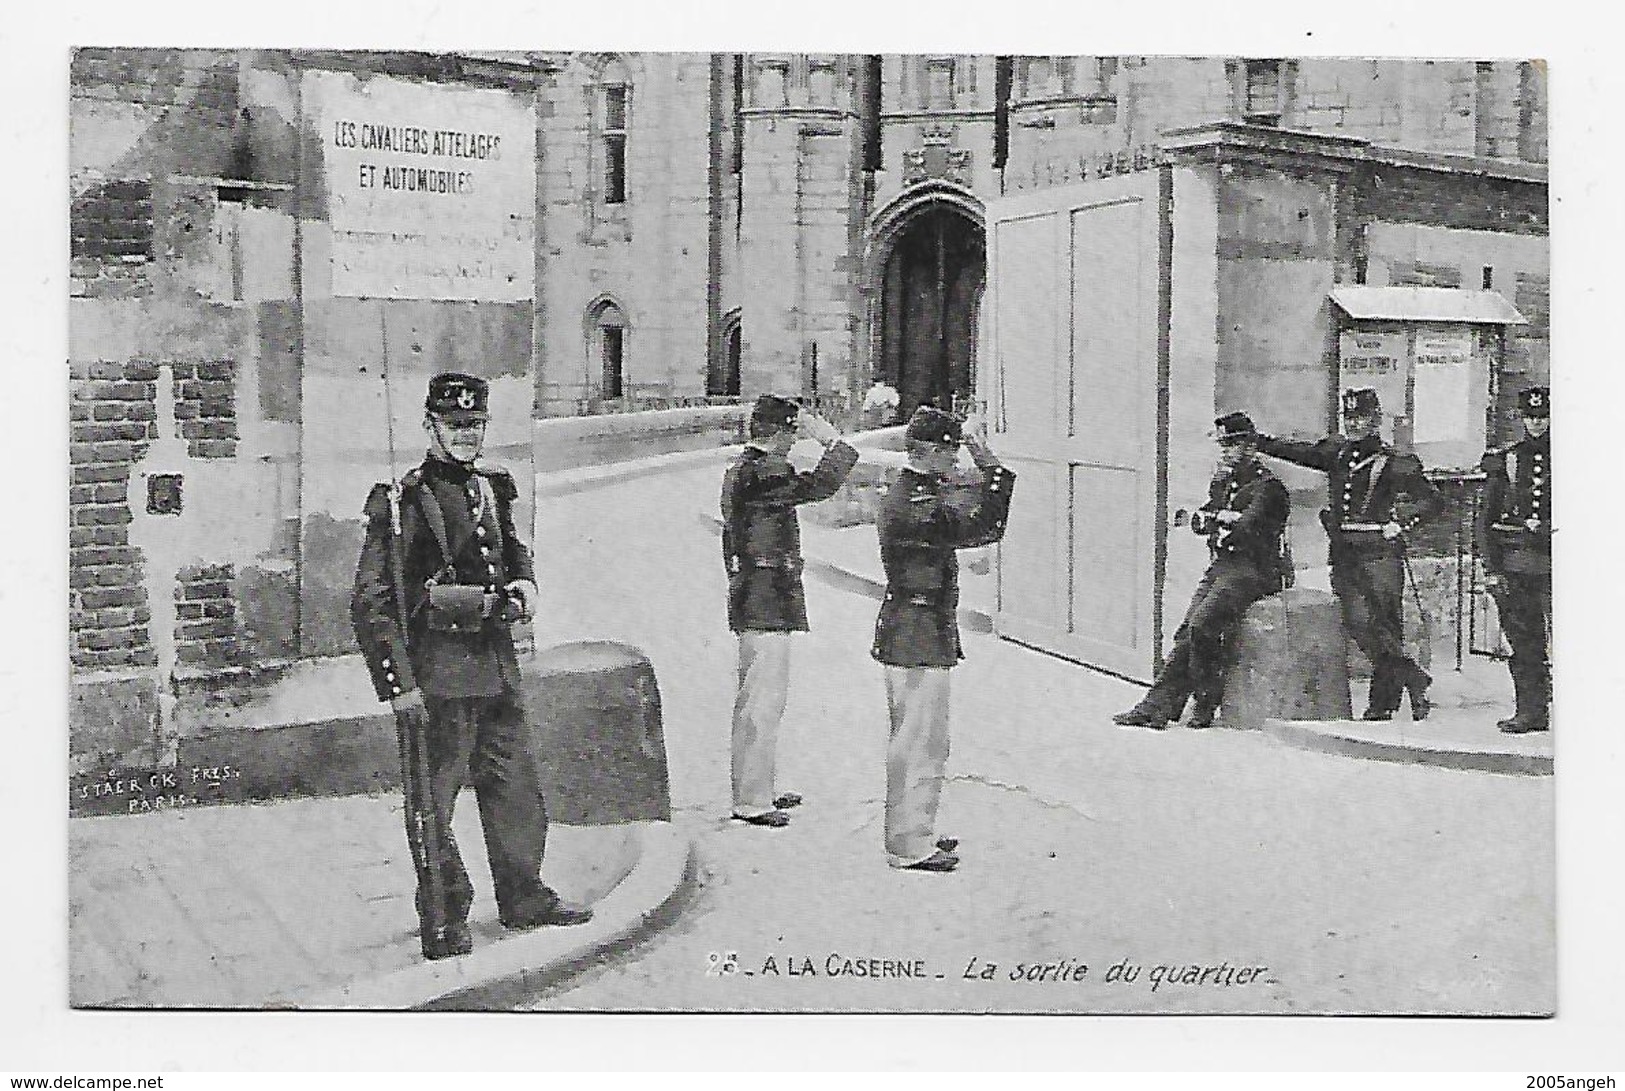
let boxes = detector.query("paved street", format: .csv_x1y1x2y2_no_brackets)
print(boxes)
518,458,1555,1014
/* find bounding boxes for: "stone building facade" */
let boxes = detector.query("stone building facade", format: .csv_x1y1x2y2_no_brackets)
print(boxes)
534,54,1547,421
68,50,1548,769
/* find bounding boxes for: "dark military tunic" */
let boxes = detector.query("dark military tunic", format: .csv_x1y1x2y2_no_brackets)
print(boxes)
354,457,534,699
1137,456,1290,719
1257,432,1443,714
351,455,553,928
721,440,859,632
872,462,1017,668
1480,432,1552,723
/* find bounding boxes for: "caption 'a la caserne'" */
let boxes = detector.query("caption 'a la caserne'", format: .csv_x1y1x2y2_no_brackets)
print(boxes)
710,952,1270,992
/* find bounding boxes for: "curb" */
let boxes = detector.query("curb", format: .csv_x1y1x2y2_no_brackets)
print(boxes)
291,821,695,1010
536,445,739,499
1261,717,1553,777
696,513,994,635
535,427,908,500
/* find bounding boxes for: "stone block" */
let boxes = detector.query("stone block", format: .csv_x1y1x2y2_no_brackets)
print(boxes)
521,640,671,824
1222,587,1352,730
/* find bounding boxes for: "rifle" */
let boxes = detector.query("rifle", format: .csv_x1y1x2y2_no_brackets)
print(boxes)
380,311,447,950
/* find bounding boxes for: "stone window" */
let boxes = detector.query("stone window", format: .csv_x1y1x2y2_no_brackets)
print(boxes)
1243,58,1284,125
603,83,628,204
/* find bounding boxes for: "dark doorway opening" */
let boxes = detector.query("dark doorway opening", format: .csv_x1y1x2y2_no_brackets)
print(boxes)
602,326,624,398
712,309,742,397
878,204,986,417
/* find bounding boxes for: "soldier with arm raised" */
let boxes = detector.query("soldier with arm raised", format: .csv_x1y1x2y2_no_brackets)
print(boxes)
721,395,859,827
871,406,1015,872
1254,388,1443,722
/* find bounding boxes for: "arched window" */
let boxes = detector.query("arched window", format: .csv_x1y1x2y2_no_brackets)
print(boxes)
596,58,631,206
589,299,628,400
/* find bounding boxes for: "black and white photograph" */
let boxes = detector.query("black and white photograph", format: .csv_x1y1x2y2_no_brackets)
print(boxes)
9,2,1625,1076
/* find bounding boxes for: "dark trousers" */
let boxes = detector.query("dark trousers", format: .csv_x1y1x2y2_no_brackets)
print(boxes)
421,693,552,926
1491,569,1552,721
1141,561,1272,719
1331,548,1426,713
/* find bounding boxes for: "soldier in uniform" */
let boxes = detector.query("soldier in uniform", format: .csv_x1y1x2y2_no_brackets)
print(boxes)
352,373,591,961
1114,412,1291,730
1481,386,1552,733
721,394,858,827
1256,387,1443,721
872,406,1015,873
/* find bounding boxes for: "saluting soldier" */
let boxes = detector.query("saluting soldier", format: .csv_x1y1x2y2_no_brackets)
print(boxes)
1114,412,1291,730
352,372,591,961
872,406,1015,873
1255,388,1443,721
721,395,859,827
1481,385,1552,733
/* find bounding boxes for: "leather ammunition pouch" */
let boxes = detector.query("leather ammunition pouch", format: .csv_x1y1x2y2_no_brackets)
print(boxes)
424,583,494,632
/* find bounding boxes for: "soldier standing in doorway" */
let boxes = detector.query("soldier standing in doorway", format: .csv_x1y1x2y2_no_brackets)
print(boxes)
872,406,1015,873
1113,412,1291,730
1481,386,1552,733
352,372,591,961
721,395,858,827
1255,387,1443,722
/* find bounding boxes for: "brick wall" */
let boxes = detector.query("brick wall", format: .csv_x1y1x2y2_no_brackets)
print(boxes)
70,180,155,298
71,48,279,691
69,360,248,671
175,564,249,668
172,361,240,459
69,361,159,671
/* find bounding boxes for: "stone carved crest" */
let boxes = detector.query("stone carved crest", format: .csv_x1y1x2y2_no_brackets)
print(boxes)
904,125,971,185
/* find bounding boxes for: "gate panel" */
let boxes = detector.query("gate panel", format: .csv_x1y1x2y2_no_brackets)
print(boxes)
986,172,1165,681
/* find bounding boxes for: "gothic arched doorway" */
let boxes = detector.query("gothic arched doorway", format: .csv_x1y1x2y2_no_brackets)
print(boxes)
875,201,986,417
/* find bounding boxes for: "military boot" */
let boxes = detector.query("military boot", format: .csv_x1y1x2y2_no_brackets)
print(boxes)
1405,665,1432,721
1498,665,1550,733
421,921,473,961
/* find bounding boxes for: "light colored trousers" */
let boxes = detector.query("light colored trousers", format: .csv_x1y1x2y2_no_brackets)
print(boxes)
883,665,952,867
732,632,792,817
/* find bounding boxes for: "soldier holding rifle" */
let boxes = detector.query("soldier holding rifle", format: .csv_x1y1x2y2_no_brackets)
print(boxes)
352,372,591,961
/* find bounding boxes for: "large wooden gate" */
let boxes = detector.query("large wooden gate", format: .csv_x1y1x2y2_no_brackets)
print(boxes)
982,171,1168,682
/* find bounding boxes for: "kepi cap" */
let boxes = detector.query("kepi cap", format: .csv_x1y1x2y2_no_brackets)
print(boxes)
750,393,801,432
905,405,963,446
1213,411,1259,445
1518,386,1549,418
1341,387,1381,417
426,373,489,420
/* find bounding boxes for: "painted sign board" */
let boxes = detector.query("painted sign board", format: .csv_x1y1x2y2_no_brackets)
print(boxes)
305,69,536,301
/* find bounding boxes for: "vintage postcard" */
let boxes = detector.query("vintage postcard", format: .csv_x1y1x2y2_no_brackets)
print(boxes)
61,46,1558,1022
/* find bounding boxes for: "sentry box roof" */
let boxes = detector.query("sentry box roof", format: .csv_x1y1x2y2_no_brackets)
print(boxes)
1329,286,1529,325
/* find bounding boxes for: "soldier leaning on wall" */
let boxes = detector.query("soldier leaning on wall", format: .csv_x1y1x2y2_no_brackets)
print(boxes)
1254,388,1444,723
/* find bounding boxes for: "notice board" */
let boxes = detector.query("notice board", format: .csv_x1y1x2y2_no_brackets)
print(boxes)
305,69,536,302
